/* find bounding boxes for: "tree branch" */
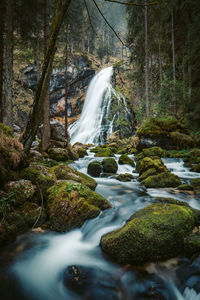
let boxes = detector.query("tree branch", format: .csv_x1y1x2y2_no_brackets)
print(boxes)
105,0,160,6
93,0,125,46
83,0,98,37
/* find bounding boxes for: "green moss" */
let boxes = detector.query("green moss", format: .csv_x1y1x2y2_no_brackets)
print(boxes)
153,197,190,207
177,184,194,191
143,147,163,158
184,233,200,256
138,168,158,181
118,154,135,167
116,173,134,182
142,171,181,188
190,178,200,194
0,123,13,137
87,161,102,177
95,148,114,157
77,148,87,158
191,163,200,173
170,131,196,149
100,203,195,264
52,163,97,191
47,148,70,162
47,181,111,231
136,157,166,175
102,158,118,174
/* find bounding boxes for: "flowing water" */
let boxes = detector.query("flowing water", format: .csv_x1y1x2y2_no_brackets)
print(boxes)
69,67,132,145
1,153,200,300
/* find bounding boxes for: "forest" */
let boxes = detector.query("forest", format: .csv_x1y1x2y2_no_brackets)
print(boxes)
0,0,200,299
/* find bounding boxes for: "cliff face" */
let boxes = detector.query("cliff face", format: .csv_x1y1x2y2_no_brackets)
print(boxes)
13,55,96,129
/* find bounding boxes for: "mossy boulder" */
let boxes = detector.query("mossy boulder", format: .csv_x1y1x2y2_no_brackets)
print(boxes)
153,197,190,207
102,158,118,174
100,203,196,265
142,171,181,188
52,163,97,190
95,148,114,157
4,180,36,206
87,161,102,177
77,148,87,158
190,178,200,194
118,154,135,167
138,168,158,181
191,164,200,173
47,181,111,232
136,157,166,175
177,184,194,191
116,173,134,182
48,147,70,161
184,233,200,257
20,164,56,197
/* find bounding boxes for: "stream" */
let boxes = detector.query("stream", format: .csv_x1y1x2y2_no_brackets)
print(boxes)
1,152,200,300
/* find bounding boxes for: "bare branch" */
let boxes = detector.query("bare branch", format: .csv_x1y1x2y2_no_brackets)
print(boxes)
105,0,160,6
92,0,125,46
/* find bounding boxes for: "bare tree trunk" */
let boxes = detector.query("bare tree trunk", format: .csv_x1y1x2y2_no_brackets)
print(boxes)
65,27,69,142
22,0,72,155
4,0,13,129
145,0,150,118
41,0,51,152
171,8,177,115
0,0,4,123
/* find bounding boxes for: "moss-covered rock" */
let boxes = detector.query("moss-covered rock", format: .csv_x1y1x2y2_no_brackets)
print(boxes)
184,233,200,256
100,203,196,265
95,148,114,157
177,184,194,191
136,157,166,175
116,173,134,182
47,181,111,232
138,168,158,181
4,180,36,206
142,171,181,188
48,147,70,161
190,178,200,194
153,197,190,207
191,164,200,173
20,164,56,197
77,148,87,158
102,158,118,174
118,154,135,167
87,161,102,178
52,163,97,190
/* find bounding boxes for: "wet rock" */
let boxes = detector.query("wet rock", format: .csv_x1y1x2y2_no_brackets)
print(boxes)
47,181,111,231
153,197,190,207
100,203,196,265
184,233,200,257
102,158,118,174
190,178,200,194
47,147,70,162
135,147,163,161
30,149,44,162
4,180,36,206
142,171,181,188
118,154,135,167
136,157,166,176
50,120,65,142
52,163,97,190
87,161,102,177
95,148,114,157
63,265,121,300
116,173,134,182
191,163,200,173
177,184,194,191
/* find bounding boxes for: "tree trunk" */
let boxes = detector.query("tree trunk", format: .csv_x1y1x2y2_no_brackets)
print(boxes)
0,0,4,123
4,0,14,129
65,27,69,142
22,0,72,155
145,0,150,118
171,8,177,115
41,0,51,152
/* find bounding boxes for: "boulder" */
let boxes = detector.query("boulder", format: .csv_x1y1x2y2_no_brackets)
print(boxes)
191,163,200,173
136,157,166,175
102,158,118,174
184,233,200,257
177,184,194,191
48,147,70,161
190,178,200,194
20,164,56,197
100,203,196,265
142,171,181,188
50,120,65,142
87,161,102,177
95,148,114,157
77,148,87,158
4,180,36,206
47,181,111,231
52,163,97,190
116,173,134,182
118,154,135,167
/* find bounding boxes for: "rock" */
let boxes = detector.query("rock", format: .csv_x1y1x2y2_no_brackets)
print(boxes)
142,171,181,188
190,178,200,194
47,147,70,161
47,181,111,231
102,158,118,174
191,163,200,173
20,164,56,197
153,197,190,207
136,118,196,150
138,168,158,181
63,265,121,300
52,163,97,190
4,180,36,206
30,149,44,162
177,184,194,191
77,148,87,158
118,154,135,167
95,148,114,157
184,233,200,256
135,147,163,161
116,173,134,182
100,203,196,265
50,120,65,142
136,157,166,175
87,161,102,177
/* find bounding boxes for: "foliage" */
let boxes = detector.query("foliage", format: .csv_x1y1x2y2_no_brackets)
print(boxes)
0,192,16,217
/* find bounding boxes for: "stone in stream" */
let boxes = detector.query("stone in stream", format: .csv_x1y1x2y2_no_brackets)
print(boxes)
118,154,135,167
100,203,197,265
102,158,118,174
116,173,135,182
87,160,102,177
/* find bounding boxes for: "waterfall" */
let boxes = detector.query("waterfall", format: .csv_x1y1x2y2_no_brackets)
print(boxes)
69,66,133,145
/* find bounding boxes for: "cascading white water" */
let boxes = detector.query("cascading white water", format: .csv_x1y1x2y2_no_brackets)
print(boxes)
69,66,114,145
